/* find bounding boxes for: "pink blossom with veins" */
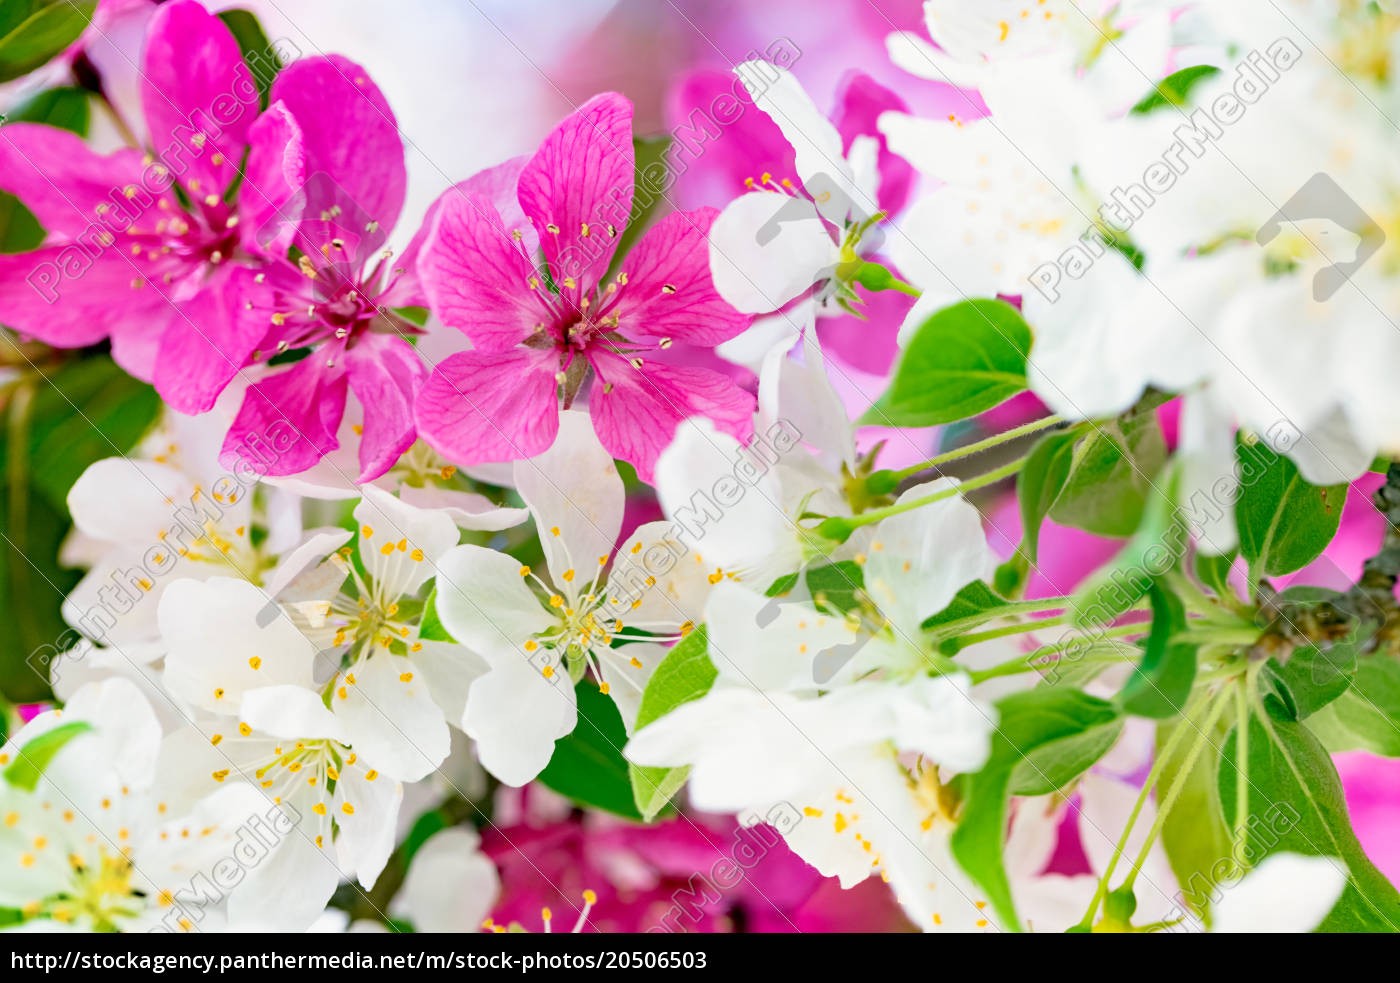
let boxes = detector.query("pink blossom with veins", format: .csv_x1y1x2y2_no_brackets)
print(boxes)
414,92,754,482
165,53,430,484
0,0,275,379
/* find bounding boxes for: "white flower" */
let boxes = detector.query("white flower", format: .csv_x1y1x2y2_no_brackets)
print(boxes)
0,678,266,932
152,685,408,932
708,64,881,316
434,412,705,786
159,484,480,782
390,827,499,933
889,0,1176,110
1210,853,1347,933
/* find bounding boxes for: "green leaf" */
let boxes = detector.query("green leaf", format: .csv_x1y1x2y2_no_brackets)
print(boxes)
1308,655,1400,756
538,681,642,821
1194,548,1239,601
1219,709,1400,931
217,9,281,107
804,561,863,614
1131,65,1223,114
951,687,1120,930
860,299,1030,427
1235,437,1345,580
1009,714,1123,796
1117,581,1197,718
0,0,96,83
1016,429,1078,562
3,720,90,790
0,190,41,253
418,589,454,642
628,626,715,820
1156,704,1233,920
5,84,89,133
1049,409,1167,538
21,356,162,511
1069,465,1184,629
1261,639,1358,723
923,580,1008,631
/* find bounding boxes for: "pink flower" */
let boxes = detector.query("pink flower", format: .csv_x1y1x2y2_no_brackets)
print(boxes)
172,56,424,482
414,93,754,482
0,0,276,379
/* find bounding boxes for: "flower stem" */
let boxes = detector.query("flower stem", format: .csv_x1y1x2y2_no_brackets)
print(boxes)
815,456,1027,541
892,415,1066,482
966,623,1144,683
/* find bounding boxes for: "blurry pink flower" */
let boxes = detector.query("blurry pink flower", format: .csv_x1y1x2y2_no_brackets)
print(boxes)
480,789,909,932
415,93,753,481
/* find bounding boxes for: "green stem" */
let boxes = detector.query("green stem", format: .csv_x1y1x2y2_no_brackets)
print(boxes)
1232,670,1253,862
943,614,1069,652
1079,688,1212,928
885,277,922,298
1123,691,1235,891
928,595,1075,640
893,416,1065,481
817,456,1027,539
967,623,1143,683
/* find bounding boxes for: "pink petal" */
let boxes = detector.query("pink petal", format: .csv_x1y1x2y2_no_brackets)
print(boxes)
396,156,537,307
613,207,751,348
269,55,406,237
0,124,153,239
831,72,913,217
153,266,270,414
238,102,307,259
220,355,347,476
517,92,634,291
415,348,559,466
141,0,258,201
664,69,798,209
417,192,543,351
0,246,172,351
588,352,754,481
345,333,427,481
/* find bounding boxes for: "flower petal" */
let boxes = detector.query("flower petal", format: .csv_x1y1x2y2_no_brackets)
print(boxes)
708,192,837,314
220,354,348,477
141,0,258,199
513,409,623,591
416,192,543,352
613,207,751,347
269,55,406,234
345,333,426,482
462,643,577,786
414,347,560,467
153,266,269,414
331,653,449,782
353,484,458,599
588,353,754,483
159,577,318,713
434,544,556,653
517,92,634,290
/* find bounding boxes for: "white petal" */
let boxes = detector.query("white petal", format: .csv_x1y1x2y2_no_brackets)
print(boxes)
758,325,856,471
434,544,556,652
655,418,801,587
742,62,873,222
240,685,349,743
513,410,622,593
391,827,499,933
864,479,996,636
159,578,318,714
262,527,353,598
397,484,529,532
409,640,488,731
705,580,858,692
354,485,459,599
609,521,712,629
332,655,450,782
335,765,403,890
1212,853,1347,933
67,458,194,546
463,648,576,787
708,192,837,314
